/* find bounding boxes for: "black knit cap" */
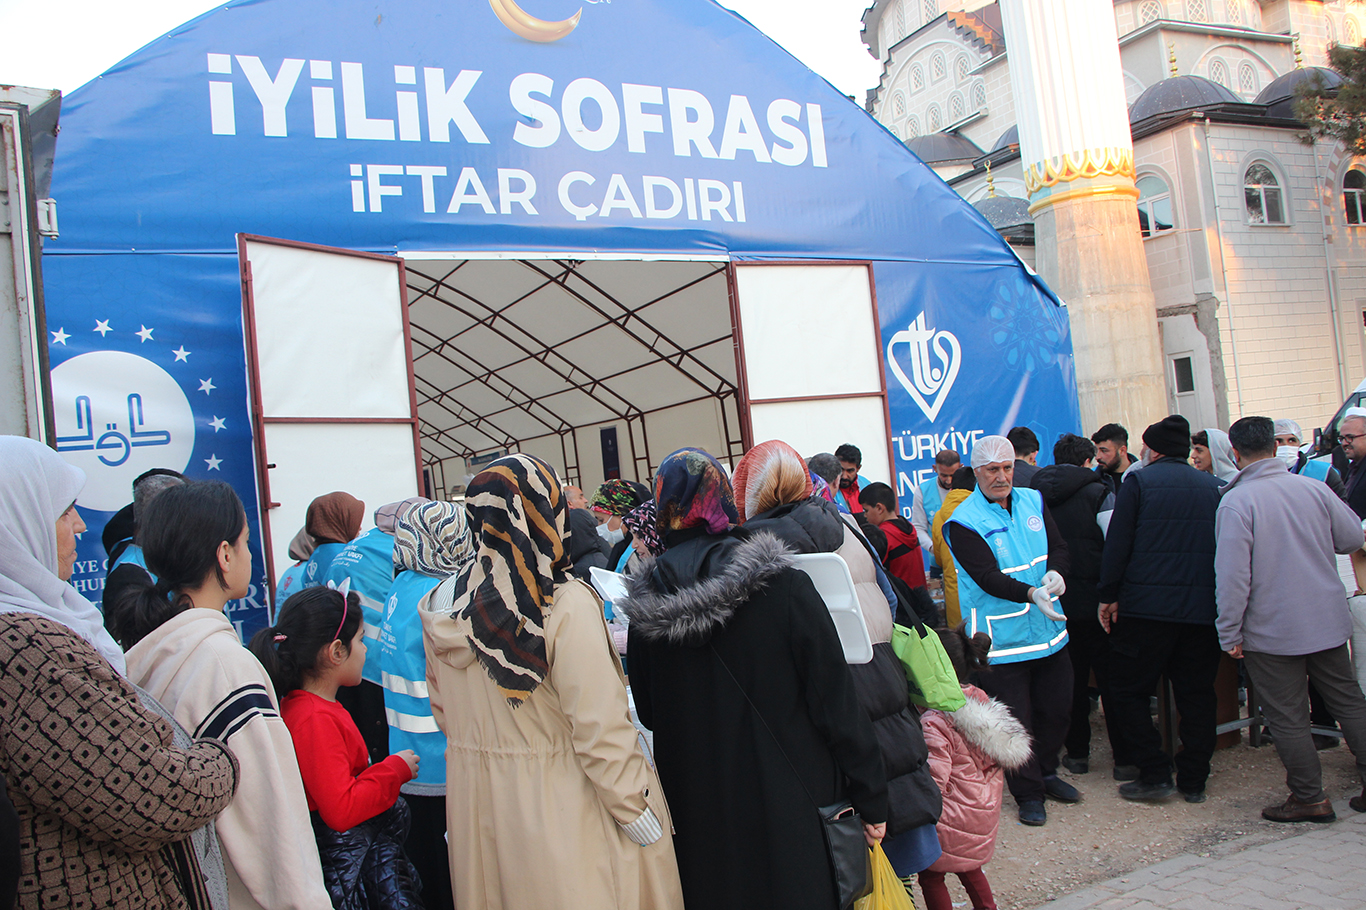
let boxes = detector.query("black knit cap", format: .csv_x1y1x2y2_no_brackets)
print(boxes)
1142,414,1192,460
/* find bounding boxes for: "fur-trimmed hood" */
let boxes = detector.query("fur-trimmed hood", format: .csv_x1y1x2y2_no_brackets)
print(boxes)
944,688,1032,770
617,531,794,646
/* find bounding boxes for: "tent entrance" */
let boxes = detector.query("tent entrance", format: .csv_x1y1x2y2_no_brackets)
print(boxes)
403,256,745,498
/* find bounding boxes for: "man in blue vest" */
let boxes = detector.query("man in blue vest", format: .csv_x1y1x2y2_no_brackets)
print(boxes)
1275,419,1346,499
910,449,960,568
102,468,186,615
1099,414,1224,805
946,434,1075,826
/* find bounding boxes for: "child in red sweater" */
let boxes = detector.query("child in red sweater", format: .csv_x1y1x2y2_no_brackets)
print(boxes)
250,585,424,910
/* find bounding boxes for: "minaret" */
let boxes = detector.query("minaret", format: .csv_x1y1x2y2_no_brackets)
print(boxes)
999,0,1167,434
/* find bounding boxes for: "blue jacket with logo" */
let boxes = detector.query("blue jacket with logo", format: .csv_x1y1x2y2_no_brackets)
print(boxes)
321,528,397,686
379,570,445,794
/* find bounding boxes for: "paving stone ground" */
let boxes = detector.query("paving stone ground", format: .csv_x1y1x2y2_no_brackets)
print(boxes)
1029,800,1366,910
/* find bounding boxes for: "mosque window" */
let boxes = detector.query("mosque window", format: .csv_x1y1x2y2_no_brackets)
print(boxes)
907,116,921,139
1136,175,1175,237
1244,163,1284,224
956,56,970,83
912,65,925,91
928,104,943,131
1348,17,1361,47
948,93,965,121
973,82,987,110
1208,59,1229,88
932,53,946,82
1238,61,1258,95
1187,0,1208,23
1226,0,1244,25
1139,1,1163,25
1345,170,1366,225
890,124,901,141
895,1,906,39
924,0,938,23
893,92,906,118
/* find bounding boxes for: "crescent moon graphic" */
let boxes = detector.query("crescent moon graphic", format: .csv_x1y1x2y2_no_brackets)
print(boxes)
489,0,582,42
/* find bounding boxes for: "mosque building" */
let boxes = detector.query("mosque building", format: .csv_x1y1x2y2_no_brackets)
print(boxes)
863,0,1366,436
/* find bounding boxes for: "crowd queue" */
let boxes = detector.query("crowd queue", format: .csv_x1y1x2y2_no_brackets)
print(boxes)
1,409,1366,910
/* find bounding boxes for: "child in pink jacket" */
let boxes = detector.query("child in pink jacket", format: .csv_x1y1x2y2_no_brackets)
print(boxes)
918,626,1032,910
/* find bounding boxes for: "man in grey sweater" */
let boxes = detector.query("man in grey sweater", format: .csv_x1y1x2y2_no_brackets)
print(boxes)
1216,416,1366,823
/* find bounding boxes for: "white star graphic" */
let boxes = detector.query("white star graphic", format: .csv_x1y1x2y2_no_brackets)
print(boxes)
93,320,112,337
205,454,222,471
136,325,154,343
209,416,226,432
173,346,191,362
198,378,216,395
50,327,70,345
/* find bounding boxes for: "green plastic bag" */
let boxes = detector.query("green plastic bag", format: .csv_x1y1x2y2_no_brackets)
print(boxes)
891,621,966,712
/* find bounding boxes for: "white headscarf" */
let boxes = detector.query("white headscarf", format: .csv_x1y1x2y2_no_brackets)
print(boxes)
1203,428,1240,482
0,435,127,674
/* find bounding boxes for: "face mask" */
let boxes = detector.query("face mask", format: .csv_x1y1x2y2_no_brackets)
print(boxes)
1276,446,1299,468
596,523,625,546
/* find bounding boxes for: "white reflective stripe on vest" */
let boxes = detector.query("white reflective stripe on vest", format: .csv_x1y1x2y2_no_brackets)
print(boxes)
989,626,1070,658
381,671,428,699
999,553,1048,575
385,707,440,734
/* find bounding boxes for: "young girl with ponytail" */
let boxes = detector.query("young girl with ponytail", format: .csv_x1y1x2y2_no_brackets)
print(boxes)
113,480,332,910
250,587,422,910
917,626,1033,910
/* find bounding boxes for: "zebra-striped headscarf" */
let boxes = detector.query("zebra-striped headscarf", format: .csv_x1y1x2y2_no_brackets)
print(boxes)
393,501,474,578
437,454,569,707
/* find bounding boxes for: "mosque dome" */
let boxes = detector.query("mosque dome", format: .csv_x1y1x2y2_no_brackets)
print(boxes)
973,194,1032,231
1255,66,1344,119
991,124,1019,153
905,132,985,165
1128,75,1241,123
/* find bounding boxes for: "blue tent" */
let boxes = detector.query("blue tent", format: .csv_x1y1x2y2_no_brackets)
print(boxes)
43,0,1079,635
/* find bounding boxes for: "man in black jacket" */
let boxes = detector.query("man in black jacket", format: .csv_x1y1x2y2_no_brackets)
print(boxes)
1339,412,1366,520
1031,434,1128,778
1091,423,1137,498
1098,414,1224,804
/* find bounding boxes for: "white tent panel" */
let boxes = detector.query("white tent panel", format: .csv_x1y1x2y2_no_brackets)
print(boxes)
244,240,411,419
749,396,891,486
734,264,883,401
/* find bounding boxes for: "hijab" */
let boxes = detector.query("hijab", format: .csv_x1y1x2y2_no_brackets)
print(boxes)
287,526,315,563
654,447,739,537
374,496,428,535
1204,428,1240,482
622,500,663,557
732,439,814,523
306,491,364,545
0,435,127,674
590,479,647,518
439,454,569,707
394,500,475,577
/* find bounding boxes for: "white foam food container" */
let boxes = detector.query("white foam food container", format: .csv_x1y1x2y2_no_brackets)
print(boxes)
589,566,631,604
790,553,874,665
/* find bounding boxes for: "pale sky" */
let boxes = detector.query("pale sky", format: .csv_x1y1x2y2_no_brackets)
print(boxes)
0,0,884,99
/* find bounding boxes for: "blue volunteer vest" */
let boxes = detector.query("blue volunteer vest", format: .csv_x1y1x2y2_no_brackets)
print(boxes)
274,561,306,612
947,487,1067,665
111,542,156,580
301,542,347,590
322,528,397,686
919,478,946,568
1295,458,1331,482
379,571,446,794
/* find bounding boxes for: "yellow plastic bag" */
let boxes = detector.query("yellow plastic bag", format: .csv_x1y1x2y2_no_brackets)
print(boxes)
853,843,915,910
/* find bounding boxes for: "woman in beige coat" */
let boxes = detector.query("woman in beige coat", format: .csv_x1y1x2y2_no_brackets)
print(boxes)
421,454,683,910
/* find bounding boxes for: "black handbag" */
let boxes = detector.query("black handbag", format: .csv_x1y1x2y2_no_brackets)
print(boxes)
711,647,873,909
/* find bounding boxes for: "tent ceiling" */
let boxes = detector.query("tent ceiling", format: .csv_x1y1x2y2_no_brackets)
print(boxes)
405,259,735,464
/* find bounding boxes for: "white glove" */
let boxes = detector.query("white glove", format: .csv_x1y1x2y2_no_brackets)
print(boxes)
1040,570,1066,597
1030,586,1067,622
619,806,663,846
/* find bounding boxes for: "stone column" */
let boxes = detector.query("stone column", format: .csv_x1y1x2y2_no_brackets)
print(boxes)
1000,0,1167,434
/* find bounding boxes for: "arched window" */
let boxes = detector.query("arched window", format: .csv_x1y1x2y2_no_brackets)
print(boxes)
895,0,906,39
1136,175,1175,237
928,104,942,131
893,92,906,118
906,116,920,139
1187,0,1208,23
924,0,938,23
890,124,900,141
949,93,965,121
1139,0,1163,25
1226,0,1244,25
973,82,987,110
1238,61,1258,95
931,53,946,82
956,56,970,83
1345,169,1366,225
1244,162,1284,224
912,65,925,91
1208,59,1229,88
1348,16,1361,47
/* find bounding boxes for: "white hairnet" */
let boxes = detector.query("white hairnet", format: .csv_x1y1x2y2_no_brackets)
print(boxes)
971,435,1016,468
1273,418,1302,441
1345,407,1366,421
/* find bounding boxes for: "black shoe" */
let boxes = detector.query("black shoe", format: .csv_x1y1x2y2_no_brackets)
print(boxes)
1113,764,1140,782
1119,779,1176,802
1061,755,1089,774
1043,775,1082,803
1180,789,1206,804
1313,733,1341,751
1018,800,1046,826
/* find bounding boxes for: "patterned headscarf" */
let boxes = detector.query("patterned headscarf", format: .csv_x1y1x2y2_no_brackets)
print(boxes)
306,491,364,544
654,448,739,536
811,472,838,506
394,501,475,577
374,496,428,534
622,500,663,557
441,454,569,706
732,440,815,523
591,479,647,518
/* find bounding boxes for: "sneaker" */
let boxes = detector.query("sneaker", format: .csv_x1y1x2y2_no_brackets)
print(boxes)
1113,764,1140,782
1018,800,1046,826
1119,779,1176,802
1043,775,1082,803
1180,789,1207,804
1061,755,1089,774
1261,795,1336,823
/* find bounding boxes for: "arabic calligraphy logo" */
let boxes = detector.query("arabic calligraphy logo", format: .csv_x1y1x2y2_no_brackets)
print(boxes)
887,312,962,423
51,351,195,511
489,0,582,42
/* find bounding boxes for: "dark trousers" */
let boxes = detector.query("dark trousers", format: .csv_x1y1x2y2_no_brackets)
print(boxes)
1243,644,1366,802
1063,614,1129,764
974,648,1072,804
1107,617,1221,792
404,793,454,910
